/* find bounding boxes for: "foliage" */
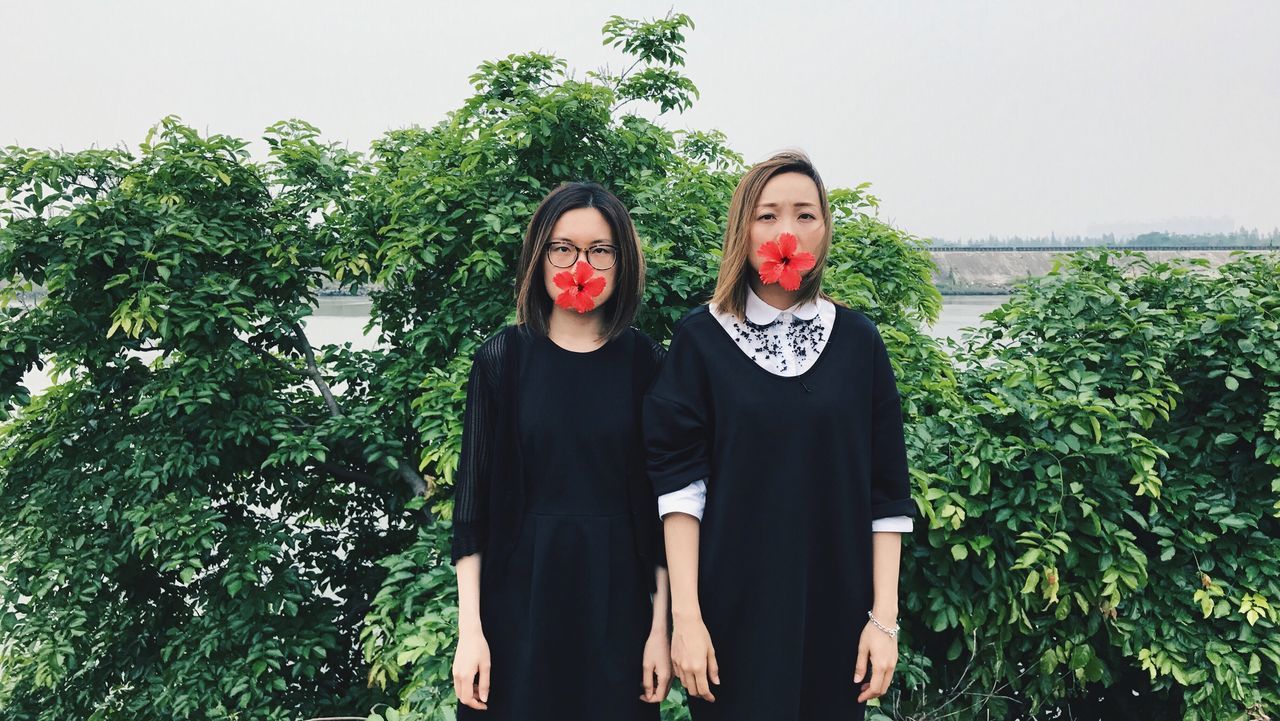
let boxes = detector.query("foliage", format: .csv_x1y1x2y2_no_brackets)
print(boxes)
348,12,734,721
0,118,404,719
2,11,1276,721
897,249,1280,720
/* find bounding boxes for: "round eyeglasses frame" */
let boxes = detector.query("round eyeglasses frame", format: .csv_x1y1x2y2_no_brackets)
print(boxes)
546,241,617,271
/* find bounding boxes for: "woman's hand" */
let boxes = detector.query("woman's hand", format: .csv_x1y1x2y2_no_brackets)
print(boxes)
639,627,673,703
671,616,719,702
854,616,898,703
452,629,492,711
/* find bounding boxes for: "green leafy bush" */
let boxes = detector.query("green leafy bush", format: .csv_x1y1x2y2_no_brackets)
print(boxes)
0,119,405,719
898,250,1280,720
2,12,1275,721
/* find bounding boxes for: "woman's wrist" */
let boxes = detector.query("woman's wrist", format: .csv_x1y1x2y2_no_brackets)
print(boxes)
866,609,900,638
458,615,484,637
650,608,670,635
871,602,898,621
671,605,704,626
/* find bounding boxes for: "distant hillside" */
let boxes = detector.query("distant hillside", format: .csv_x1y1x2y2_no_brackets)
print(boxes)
928,229,1280,250
929,248,1278,295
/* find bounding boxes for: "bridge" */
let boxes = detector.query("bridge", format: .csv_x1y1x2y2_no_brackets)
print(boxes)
927,245,1277,252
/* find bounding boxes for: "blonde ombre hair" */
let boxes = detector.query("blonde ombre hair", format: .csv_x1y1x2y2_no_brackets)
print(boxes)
710,150,834,319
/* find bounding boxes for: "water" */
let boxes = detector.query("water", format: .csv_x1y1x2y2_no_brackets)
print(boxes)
927,294,1009,341
16,294,1009,396
16,296,383,397
297,297,382,351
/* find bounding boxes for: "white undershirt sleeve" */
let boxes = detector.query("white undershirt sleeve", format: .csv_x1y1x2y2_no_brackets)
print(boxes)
657,479,707,520
871,515,913,532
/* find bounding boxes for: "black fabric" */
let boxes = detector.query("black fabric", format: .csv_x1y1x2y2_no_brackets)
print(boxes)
458,331,660,721
518,334,633,514
451,324,667,578
644,305,914,721
451,328,507,562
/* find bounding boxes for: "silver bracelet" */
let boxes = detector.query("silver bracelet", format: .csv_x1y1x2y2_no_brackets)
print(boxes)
867,610,900,639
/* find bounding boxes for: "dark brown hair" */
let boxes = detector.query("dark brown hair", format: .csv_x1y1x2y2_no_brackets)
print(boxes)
514,182,645,340
711,150,834,319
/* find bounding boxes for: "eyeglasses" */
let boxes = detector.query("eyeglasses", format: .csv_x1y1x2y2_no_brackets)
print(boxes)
546,241,618,271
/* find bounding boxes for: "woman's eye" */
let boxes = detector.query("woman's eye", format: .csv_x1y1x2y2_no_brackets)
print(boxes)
757,213,776,221
799,213,816,220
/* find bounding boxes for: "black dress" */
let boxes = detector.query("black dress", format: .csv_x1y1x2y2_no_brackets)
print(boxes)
643,305,914,721
455,328,661,721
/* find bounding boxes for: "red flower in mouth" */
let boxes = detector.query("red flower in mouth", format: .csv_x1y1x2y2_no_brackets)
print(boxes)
757,232,817,291
553,260,607,314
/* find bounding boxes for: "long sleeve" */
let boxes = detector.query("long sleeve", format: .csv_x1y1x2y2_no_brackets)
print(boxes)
450,335,504,564
634,329,671,571
868,327,915,520
643,325,713,497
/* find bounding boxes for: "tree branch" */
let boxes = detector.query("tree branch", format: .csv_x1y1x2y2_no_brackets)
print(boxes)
396,461,429,498
613,56,644,90
286,320,430,499
249,341,308,381
314,460,382,492
288,320,342,418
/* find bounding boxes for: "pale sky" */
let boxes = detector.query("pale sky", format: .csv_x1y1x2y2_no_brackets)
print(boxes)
3,0,1277,240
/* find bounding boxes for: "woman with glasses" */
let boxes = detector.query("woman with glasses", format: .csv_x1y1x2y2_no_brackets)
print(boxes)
451,182,671,720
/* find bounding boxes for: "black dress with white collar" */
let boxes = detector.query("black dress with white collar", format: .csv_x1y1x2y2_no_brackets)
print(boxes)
644,304,914,721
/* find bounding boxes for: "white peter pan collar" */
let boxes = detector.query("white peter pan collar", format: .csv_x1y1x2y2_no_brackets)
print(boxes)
744,285,822,324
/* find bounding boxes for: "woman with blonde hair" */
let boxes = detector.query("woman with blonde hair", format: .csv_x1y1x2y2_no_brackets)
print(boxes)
645,151,914,720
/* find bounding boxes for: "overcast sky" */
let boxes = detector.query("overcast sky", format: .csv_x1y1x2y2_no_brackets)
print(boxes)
3,1,1276,240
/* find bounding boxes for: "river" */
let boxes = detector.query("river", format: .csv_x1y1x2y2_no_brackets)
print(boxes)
16,294,1009,396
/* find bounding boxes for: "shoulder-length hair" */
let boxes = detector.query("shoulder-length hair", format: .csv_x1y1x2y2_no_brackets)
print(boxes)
514,181,645,340
711,150,833,319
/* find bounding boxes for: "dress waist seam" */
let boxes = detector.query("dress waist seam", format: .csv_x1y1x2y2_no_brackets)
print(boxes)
522,510,630,519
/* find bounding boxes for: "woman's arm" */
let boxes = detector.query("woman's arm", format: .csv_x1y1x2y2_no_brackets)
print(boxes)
450,336,504,710
641,565,674,703
456,552,484,636
651,564,671,637
642,324,717,701
452,552,490,710
855,531,902,703
856,323,912,701
870,531,902,621
665,512,719,702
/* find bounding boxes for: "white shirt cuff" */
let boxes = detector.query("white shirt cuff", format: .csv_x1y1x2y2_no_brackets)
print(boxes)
871,515,913,533
657,479,707,521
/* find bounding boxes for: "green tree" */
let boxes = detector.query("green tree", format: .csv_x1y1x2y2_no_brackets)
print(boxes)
345,13,741,720
4,12,1275,721
347,15,956,721
897,250,1280,720
0,118,409,719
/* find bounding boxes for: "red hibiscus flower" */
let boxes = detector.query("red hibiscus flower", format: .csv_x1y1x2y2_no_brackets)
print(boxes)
553,260,607,314
757,232,816,291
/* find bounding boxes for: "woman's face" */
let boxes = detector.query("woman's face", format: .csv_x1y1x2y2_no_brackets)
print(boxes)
746,171,825,278
542,206,618,314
